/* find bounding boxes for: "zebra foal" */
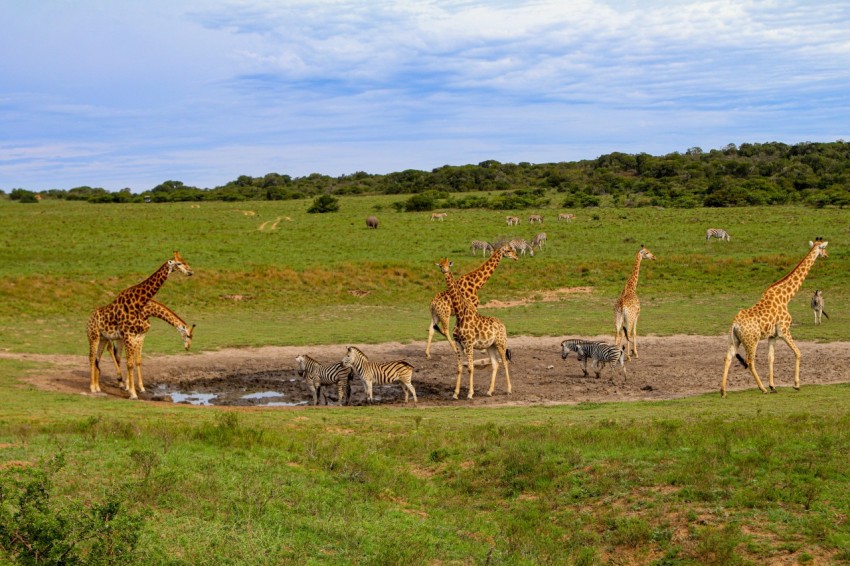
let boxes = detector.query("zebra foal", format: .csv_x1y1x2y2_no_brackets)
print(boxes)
295,354,353,405
341,346,417,404
811,290,829,325
575,342,628,380
706,228,730,242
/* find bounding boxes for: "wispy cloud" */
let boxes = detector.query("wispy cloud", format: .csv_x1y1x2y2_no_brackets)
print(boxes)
1,0,848,190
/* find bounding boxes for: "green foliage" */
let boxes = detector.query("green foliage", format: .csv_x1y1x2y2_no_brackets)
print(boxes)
0,453,145,564
9,189,38,203
306,194,340,213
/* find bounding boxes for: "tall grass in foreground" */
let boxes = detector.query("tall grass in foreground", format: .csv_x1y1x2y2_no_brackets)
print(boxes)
1,360,850,564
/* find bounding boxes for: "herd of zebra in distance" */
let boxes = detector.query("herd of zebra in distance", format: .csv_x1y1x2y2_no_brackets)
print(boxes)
86,212,831,405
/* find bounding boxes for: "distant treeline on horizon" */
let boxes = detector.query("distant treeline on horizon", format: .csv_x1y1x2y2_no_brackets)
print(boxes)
6,140,850,209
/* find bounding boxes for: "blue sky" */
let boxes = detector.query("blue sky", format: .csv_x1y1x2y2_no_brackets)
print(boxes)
2,0,849,191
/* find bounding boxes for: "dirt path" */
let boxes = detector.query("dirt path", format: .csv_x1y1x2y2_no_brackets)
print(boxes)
7,335,850,407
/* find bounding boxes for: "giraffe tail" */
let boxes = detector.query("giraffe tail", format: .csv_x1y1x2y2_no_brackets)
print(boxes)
433,323,447,337
735,353,748,369
506,349,512,362
822,310,829,320
730,324,748,368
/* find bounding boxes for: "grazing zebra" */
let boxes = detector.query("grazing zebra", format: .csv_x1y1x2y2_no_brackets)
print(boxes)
576,342,628,380
470,240,494,256
528,214,543,224
295,354,353,406
509,238,534,257
706,228,731,242
532,232,547,250
811,290,829,325
560,338,603,377
341,346,417,404
506,215,520,226
431,212,447,221
558,213,575,222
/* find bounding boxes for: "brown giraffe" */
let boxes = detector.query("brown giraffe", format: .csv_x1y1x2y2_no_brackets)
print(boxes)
425,242,518,358
721,239,829,398
87,251,193,399
437,258,511,400
614,245,656,361
101,300,195,392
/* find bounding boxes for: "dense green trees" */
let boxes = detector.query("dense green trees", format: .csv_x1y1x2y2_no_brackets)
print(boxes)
11,140,850,208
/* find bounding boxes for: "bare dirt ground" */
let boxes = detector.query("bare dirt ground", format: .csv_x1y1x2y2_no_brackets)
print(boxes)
6,335,850,408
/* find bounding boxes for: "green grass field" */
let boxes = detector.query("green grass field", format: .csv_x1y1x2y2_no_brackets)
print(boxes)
0,197,849,564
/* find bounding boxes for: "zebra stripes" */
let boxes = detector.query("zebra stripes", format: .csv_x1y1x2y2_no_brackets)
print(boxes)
528,214,543,223
576,342,627,380
470,240,494,256
509,238,534,256
560,338,602,377
296,354,353,405
506,215,520,226
532,232,546,250
341,346,417,404
811,290,829,324
706,228,731,241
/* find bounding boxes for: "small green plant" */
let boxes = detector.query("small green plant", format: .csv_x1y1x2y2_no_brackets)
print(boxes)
307,194,340,213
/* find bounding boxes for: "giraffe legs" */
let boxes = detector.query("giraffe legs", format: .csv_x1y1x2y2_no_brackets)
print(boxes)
781,334,802,390
454,343,476,400
426,311,457,359
88,337,107,394
123,337,142,400
629,314,639,359
486,344,511,396
767,337,777,392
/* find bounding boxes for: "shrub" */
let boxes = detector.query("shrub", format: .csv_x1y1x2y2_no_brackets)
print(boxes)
307,194,340,213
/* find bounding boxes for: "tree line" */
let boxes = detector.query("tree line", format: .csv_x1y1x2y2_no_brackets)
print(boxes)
6,140,850,209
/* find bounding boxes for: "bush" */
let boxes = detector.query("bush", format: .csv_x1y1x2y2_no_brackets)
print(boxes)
307,194,340,213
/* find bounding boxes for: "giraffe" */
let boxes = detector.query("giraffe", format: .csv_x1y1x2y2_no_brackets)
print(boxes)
721,239,829,398
614,245,656,361
425,242,518,358
436,258,512,400
100,300,195,392
87,251,193,399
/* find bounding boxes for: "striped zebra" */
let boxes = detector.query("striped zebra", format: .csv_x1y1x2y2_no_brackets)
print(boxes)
506,215,520,226
575,342,628,380
560,338,603,377
509,238,534,257
532,232,547,250
470,239,494,256
811,290,829,325
295,354,353,405
706,228,731,242
341,346,417,404
528,214,543,224
558,213,575,222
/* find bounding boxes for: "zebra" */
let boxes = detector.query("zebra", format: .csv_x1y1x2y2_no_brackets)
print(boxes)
532,232,547,251
811,290,829,325
575,342,628,380
706,228,730,242
560,338,603,377
295,354,353,405
509,238,534,257
341,346,417,404
558,213,575,222
528,214,543,224
470,239,494,256
506,215,520,226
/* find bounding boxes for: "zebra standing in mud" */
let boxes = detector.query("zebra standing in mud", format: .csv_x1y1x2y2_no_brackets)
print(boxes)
341,346,417,404
295,355,353,405
509,238,535,256
575,342,628,380
706,228,731,242
560,338,603,377
811,290,829,325
470,240,494,256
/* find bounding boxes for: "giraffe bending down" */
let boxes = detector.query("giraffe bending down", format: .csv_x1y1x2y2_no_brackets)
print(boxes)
425,243,518,358
437,258,511,400
614,245,656,361
87,251,193,399
721,239,829,398
101,300,195,391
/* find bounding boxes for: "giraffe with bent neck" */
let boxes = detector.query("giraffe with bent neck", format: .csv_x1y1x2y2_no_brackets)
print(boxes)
437,258,512,400
101,300,195,392
425,242,518,358
614,245,656,361
87,251,193,399
721,239,829,398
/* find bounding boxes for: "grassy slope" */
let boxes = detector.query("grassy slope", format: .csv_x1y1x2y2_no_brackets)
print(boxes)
1,197,849,563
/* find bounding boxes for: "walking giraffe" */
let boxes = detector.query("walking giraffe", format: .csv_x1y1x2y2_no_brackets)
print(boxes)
437,258,512,400
614,245,656,360
425,242,518,358
87,251,193,399
721,239,829,398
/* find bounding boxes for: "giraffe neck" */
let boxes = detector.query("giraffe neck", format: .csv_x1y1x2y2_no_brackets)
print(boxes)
443,269,476,320
762,245,820,304
120,261,173,305
142,301,187,329
623,251,643,296
460,247,504,292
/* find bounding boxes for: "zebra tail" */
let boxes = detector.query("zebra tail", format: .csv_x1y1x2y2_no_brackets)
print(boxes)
822,310,829,320
506,348,512,362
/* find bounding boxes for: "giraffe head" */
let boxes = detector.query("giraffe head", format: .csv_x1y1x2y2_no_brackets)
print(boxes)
639,245,656,261
178,323,195,350
499,243,519,261
808,238,828,259
168,250,194,276
436,258,453,274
